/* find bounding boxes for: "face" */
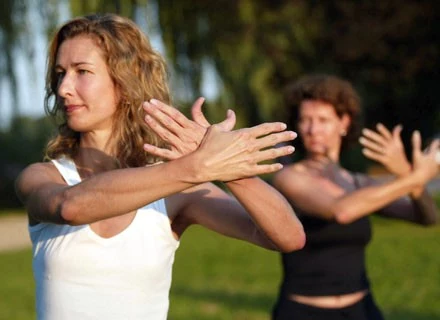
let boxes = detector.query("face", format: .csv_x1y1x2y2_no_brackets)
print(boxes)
55,35,119,132
297,100,350,158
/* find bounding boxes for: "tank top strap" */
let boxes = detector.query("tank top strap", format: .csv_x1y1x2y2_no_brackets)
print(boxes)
51,157,82,186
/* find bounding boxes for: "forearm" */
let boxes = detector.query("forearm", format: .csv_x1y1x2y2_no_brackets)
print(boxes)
410,189,439,225
225,177,305,252
334,174,422,224
58,157,199,224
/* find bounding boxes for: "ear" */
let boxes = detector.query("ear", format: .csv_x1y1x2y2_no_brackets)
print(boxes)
340,113,351,135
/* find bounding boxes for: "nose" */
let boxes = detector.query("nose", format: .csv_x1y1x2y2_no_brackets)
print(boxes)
57,72,73,98
305,120,320,135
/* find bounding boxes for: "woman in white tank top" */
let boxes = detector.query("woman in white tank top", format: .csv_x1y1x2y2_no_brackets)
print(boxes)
15,14,305,320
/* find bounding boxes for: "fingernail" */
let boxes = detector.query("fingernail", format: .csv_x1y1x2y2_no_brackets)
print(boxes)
150,99,158,105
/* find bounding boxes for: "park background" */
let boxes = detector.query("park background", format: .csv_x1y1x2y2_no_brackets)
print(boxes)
0,0,439,319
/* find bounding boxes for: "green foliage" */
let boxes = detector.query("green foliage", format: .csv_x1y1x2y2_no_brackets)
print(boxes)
69,0,149,18
158,0,440,149
0,115,55,207
1,217,439,320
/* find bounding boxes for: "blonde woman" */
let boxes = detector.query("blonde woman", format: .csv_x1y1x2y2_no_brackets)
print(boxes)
15,14,305,320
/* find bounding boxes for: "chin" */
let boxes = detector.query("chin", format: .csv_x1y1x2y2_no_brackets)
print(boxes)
67,121,90,133
305,145,327,155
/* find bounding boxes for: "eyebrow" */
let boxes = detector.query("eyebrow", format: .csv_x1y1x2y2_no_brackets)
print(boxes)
54,62,95,69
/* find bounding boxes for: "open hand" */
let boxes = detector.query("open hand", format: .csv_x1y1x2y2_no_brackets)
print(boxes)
143,97,235,160
194,122,297,182
359,123,411,176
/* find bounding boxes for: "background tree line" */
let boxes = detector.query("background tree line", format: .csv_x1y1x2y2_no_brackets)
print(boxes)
1,0,439,207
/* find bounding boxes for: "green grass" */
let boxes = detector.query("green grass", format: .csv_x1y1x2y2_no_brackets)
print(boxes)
1,219,439,320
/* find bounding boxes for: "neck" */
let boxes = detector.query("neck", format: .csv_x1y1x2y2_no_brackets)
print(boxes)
305,152,339,163
75,131,119,177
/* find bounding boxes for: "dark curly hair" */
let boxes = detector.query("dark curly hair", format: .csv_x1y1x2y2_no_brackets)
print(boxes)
284,74,362,150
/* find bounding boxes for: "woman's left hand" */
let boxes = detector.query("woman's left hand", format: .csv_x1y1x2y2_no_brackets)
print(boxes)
359,123,412,176
142,97,235,160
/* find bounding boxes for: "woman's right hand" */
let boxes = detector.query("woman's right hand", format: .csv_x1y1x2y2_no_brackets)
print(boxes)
143,98,297,182
191,122,296,182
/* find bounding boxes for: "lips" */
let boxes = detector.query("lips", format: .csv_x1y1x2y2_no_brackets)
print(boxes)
65,105,84,113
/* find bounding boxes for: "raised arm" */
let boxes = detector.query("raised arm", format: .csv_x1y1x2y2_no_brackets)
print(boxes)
359,124,439,224
143,98,305,252
16,154,202,226
16,100,295,227
273,131,439,224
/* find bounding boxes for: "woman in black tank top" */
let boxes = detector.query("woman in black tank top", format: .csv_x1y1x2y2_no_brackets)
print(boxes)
271,74,439,320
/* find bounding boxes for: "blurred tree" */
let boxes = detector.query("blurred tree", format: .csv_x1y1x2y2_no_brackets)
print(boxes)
69,0,144,18
157,0,440,162
1,0,438,188
316,0,440,153
0,116,56,207
0,0,23,120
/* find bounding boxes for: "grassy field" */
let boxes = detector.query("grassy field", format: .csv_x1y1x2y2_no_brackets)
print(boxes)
0,217,439,320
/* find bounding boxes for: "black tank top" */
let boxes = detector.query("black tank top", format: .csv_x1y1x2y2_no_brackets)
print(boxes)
279,166,372,296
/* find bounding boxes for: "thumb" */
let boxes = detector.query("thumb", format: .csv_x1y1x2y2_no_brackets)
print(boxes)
411,130,422,162
393,124,403,139
217,109,236,132
191,97,210,127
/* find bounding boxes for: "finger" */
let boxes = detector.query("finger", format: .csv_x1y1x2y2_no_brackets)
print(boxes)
247,122,289,139
247,163,285,176
362,148,386,163
144,101,182,136
256,131,297,151
216,109,236,132
143,144,179,160
251,145,295,164
411,130,422,161
359,137,385,154
148,99,194,130
191,97,210,127
144,114,181,147
376,123,393,140
361,128,387,145
425,139,440,155
391,124,403,142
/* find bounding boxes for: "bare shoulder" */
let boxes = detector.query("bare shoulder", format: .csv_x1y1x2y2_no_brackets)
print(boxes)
273,162,312,188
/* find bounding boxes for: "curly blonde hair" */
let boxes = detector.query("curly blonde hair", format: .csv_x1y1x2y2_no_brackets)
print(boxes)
44,13,170,167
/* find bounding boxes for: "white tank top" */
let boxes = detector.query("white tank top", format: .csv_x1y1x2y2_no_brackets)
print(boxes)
29,158,179,320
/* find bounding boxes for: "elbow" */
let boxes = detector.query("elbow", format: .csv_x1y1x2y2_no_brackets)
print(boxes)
59,202,79,225
420,215,439,227
334,207,356,225
278,227,306,253
58,191,82,225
